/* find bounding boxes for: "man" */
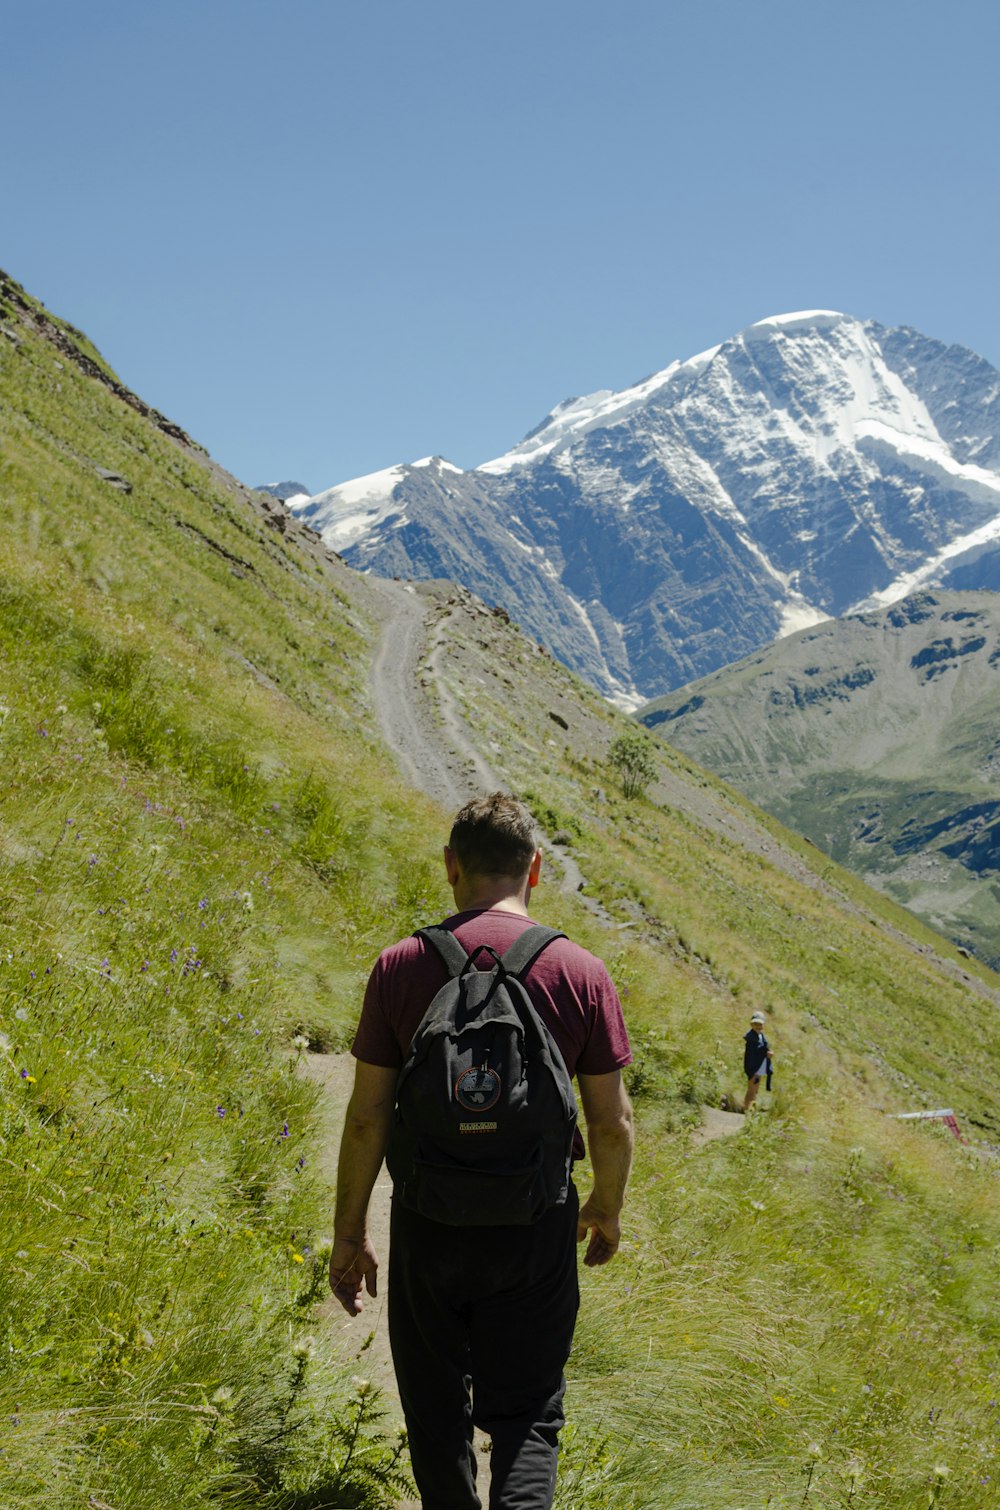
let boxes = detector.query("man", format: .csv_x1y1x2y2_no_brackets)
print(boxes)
329,792,634,1510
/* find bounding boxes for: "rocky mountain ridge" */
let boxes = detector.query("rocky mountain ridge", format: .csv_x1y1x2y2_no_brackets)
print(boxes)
291,312,1000,704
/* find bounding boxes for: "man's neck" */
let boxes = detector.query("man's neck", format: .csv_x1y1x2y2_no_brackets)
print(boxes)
451,883,531,916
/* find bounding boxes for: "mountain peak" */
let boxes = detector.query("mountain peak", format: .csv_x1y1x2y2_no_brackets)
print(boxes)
290,314,1000,702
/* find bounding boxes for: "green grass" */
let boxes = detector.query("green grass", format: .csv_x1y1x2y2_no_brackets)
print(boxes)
3,270,1000,1507
426,594,1000,1507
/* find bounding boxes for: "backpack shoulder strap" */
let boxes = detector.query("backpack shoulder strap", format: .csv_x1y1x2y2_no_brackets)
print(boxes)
415,925,471,980
499,925,566,980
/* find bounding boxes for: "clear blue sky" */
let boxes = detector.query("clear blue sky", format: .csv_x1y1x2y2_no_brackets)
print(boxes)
4,0,999,491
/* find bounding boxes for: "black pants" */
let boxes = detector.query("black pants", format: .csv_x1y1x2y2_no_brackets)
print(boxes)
388,1186,580,1510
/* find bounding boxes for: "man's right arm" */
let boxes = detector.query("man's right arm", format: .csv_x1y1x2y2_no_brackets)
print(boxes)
329,1059,398,1315
577,1069,634,1266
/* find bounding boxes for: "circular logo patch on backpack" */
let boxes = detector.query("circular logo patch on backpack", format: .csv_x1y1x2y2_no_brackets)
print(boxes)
454,1066,502,1112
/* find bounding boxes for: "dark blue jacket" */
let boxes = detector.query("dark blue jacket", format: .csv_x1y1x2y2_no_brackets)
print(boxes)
744,1029,771,1079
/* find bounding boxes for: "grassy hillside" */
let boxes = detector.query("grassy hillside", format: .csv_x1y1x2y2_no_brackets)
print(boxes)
639,592,1000,967
2,269,1000,1509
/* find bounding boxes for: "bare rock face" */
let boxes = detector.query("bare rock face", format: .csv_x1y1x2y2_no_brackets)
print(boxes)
95,467,132,493
291,314,1000,705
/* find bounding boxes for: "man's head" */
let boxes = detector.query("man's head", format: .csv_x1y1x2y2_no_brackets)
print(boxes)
445,793,540,901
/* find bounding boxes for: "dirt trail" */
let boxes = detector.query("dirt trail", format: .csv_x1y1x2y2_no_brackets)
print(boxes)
367,579,617,924
302,1052,427,1510
369,579,485,811
690,1105,746,1146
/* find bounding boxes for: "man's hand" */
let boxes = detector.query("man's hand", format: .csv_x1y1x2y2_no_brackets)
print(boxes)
329,1234,379,1315
577,1195,621,1267
577,1070,633,1267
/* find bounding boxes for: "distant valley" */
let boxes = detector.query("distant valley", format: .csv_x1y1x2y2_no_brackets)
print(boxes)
640,589,1000,965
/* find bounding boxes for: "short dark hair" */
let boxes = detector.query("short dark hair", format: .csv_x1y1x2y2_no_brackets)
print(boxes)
448,792,538,879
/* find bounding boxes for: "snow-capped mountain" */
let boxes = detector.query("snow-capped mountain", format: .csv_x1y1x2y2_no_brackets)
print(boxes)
256,480,311,503
291,313,1000,703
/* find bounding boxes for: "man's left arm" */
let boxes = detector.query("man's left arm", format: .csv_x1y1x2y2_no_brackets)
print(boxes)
329,1059,398,1316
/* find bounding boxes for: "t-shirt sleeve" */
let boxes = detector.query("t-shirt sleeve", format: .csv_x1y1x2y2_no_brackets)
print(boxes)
576,959,632,1076
350,953,405,1068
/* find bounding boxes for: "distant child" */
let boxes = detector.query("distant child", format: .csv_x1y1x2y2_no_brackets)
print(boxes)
743,1010,772,1112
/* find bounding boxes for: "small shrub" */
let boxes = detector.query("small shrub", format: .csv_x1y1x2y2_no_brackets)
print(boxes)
608,730,657,800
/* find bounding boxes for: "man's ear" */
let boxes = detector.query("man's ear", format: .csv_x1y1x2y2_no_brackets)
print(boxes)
527,848,542,889
443,845,461,888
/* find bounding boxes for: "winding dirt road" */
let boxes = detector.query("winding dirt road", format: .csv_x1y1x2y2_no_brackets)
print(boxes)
367,577,616,922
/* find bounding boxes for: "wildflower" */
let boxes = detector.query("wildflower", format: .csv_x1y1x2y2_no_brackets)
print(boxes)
20,1071,36,1083
290,1251,305,1265
291,1335,314,1357
88,854,98,867
216,1106,226,1118
281,1123,290,1138
242,892,253,911
351,1376,372,1396
292,1034,310,1050
169,949,178,962
211,1385,234,1408
934,1466,951,1480
198,899,208,910
0,1033,11,1053
750,1200,766,1211
807,1442,824,1459
297,1156,306,1169
14,1007,28,1022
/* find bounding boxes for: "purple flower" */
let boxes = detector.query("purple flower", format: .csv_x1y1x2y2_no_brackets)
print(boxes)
169,949,178,962
297,1156,305,1169
216,1106,226,1118
20,1069,28,1079
88,854,98,867
197,899,208,910
281,1123,290,1138
141,961,150,972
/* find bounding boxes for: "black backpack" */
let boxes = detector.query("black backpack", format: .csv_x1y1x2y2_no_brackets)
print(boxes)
386,924,578,1226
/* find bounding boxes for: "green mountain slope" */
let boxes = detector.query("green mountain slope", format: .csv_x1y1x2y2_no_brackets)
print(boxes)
639,591,1000,966
2,269,1000,1508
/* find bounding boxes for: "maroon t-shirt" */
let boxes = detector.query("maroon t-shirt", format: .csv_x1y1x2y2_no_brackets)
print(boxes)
352,908,632,1080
